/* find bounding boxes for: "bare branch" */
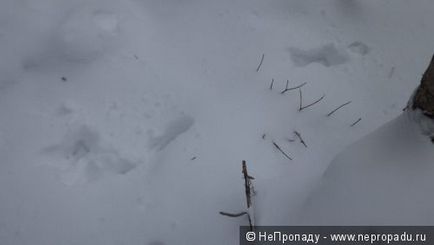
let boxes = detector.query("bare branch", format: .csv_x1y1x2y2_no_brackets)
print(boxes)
256,54,265,72
326,101,352,117
242,161,255,230
242,161,253,209
220,161,255,231
350,117,362,127
272,141,292,160
299,94,325,111
219,211,248,218
294,130,307,148
281,82,307,94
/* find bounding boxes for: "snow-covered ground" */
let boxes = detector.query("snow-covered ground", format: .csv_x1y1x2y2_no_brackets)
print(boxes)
1,0,434,244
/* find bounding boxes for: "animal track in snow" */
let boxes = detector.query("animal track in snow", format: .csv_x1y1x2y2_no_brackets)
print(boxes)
43,125,137,185
348,41,370,56
289,43,349,67
148,114,195,151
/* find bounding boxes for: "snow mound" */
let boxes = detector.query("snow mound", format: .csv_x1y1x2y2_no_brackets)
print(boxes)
43,125,137,185
289,43,349,67
300,109,434,225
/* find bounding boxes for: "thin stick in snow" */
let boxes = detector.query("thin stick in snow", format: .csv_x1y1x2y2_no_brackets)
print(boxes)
219,211,248,218
294,130,307,148
269,78,274,90
350,117,362,127
298,88,303,111
272,141,292,160
256,54,265,72
327,101,352,117
281,80,289,93
219,161,256,231
281,81,307,94
299,90,325,112
242,161,255,230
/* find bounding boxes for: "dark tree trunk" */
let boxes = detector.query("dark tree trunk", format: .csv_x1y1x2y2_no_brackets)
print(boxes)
412,55,434,118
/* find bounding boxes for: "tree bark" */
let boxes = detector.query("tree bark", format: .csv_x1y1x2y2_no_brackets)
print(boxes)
412,54,434,118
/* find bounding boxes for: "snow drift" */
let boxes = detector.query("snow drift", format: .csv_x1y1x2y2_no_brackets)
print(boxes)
300,60,434,225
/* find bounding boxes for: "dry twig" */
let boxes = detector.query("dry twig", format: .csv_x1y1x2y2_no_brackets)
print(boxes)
294,130,307,148
256,54,265,72
269,79,274,90
299,88,302,111
281,81,307,94
272,141,292,160
350,117,362,127
242,161,255,231
298,88,325,111
219,211,248,218
327,101,352,117
219,161,256,231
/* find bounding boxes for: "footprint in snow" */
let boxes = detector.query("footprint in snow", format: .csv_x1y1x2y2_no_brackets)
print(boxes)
289,43,349,67
43,125,137,185
148,114,195,151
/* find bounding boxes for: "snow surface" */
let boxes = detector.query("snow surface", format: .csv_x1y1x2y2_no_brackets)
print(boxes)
1,0,434,244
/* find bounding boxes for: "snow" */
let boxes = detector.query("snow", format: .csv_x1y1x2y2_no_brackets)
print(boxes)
1,0,434,244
